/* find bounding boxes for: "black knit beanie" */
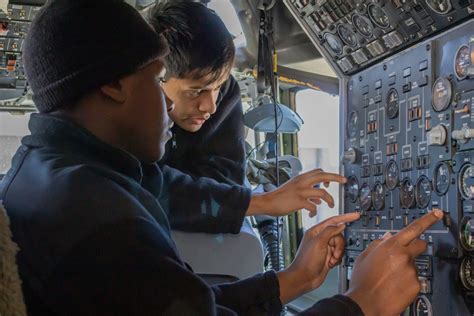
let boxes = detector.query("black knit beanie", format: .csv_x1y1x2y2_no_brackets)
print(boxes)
23,0,169,113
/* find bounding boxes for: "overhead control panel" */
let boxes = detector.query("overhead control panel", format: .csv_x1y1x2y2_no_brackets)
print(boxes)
0,1,44,111
342,20,474,315
284,0,474,76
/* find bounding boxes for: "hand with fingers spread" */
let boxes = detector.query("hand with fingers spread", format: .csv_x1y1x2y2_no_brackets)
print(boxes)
276,212,361,304
246,169,347,217
345,210,444,316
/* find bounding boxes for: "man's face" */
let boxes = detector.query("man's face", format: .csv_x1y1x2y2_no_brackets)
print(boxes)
161,72,229,132
121,60,174,162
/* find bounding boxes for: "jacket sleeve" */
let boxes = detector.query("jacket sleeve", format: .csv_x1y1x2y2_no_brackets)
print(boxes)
299,295,364,316
160,164,251,234
40,218,277,316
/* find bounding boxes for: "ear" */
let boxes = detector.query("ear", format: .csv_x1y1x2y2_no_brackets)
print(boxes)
100,80,128,103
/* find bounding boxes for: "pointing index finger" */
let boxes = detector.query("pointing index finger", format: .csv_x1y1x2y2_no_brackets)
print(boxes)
394,210,444,246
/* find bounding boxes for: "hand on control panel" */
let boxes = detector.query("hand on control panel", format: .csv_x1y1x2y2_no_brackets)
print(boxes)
247,169,347,218
345,210,444,316
276,212,360,304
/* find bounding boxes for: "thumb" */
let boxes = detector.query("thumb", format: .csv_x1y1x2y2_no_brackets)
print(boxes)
318,224,346,243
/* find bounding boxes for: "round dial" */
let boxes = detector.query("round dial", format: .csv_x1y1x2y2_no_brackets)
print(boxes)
415,176,432,209
347,111,359,138
386,88,399,119
460,256,474,291
413,295,433,316
324,33,343,55
337,24,358,47
432,77,453,112
352,14,374,38
372,182,385,211
360,183,372,212
460,216,474,251
454,44,470,80
368,4,390,29
400,178,416,209
425,0,452,15
459,164,474,200
433,162,451,196
346,176,360,203
385,160,399,190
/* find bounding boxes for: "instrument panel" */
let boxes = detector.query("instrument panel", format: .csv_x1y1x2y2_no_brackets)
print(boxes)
284,0,474,76
0,2,42,111
342,19,474,315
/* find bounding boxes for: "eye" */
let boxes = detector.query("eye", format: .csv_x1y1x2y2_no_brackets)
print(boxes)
158,77,167,86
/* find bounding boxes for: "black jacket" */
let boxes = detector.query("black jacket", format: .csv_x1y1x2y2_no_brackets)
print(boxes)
0,113,363,315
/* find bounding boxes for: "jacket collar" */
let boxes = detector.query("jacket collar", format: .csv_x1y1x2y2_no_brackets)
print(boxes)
22,113,144,183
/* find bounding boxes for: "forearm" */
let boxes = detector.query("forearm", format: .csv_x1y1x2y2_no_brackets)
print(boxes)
246,193,268,216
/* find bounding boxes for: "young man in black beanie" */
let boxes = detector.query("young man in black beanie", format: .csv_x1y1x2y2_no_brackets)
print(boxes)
0,0,443,315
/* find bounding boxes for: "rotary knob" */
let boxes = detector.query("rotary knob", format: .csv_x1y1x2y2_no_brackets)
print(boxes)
342,147,358,164
427,124,447,146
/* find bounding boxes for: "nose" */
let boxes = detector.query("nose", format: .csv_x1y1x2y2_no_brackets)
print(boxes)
198,91,217,115
165,95,175,112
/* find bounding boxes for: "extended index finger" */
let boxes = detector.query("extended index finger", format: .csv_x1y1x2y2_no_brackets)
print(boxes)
320,212,361,227
394,210,444,246
304,171,347,186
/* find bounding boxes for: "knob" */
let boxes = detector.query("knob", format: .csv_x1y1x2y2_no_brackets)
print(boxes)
452,127,474,141
452,129,466,141
343,147,358,164
427,124,447,146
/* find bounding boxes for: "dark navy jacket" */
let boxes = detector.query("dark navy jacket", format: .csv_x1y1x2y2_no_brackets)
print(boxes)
0,113,363,315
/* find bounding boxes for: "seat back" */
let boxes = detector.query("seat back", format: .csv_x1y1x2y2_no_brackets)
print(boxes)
0,202,27,316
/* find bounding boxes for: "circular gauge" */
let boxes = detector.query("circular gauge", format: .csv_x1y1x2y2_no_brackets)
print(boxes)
425,0,452,15
415,176,432,209
432,77,453,112
346,176,360,203
385,160,399,190
360,183,372,212
347,111,359,138
337,24,358,47
460,256,474,291
368,4,390,29
352,14,374,38
413,295,433,316
454,44,470,80
433,162,451,196
459,164,474,200
372,182,385,211
324,33,343,55
400,178,416,209
386,88,399,119
460,216,474,251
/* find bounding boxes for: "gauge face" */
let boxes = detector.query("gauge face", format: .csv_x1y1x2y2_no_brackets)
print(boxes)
352,14,374,38
386,88,399,119
347,111,359,138
337,24,358,47
368,4,390,29
372,182,385,211
360,183,372,212
460,216,474,251
432,77,452,112
433,162,451,195
400,178,416,209
460,256,474,291
414,295,433,316
415,176,432,209
459,164,474,200
454,45,470,80
385,160,399,190
425,0,452,15
324,33,343,55
346,176,359,203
